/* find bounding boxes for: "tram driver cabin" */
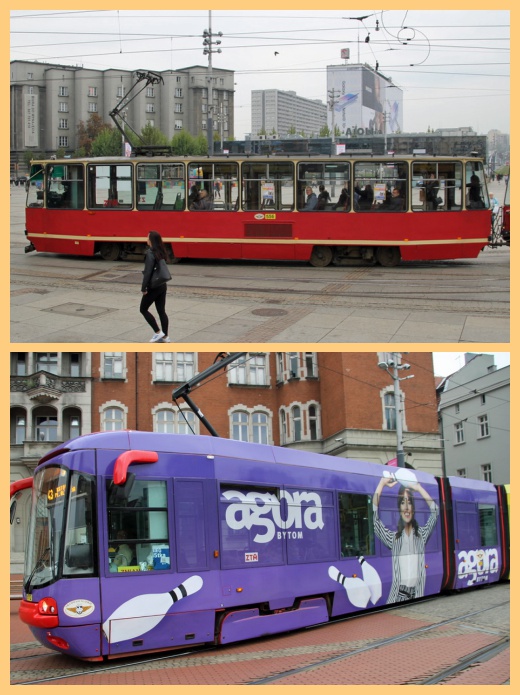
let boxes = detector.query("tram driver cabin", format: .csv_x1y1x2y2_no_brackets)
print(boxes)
25,154,492,267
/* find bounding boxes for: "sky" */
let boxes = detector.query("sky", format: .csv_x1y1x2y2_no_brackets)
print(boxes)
10,9,510,139
432,352,510,377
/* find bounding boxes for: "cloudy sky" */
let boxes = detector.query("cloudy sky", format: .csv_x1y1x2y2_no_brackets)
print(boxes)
432,352,510,377
10,8,510,139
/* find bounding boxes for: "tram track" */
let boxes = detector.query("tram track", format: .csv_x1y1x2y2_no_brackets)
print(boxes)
11,593,509,686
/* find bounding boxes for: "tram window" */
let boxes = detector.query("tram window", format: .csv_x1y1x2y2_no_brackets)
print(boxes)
242,161,294,211
189,161,239,211
338,492,375,557
412,161,463,211
137,163,185,211
87,164,133,209
219,485,284,567
353,161,408,212
297,161,351,211
42,164,84,210
465,161,489,210
63,472,96,576
478,504,498,546
26,164,44,207
106,479,170,573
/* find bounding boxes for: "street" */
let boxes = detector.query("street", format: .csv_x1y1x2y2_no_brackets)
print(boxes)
10,185,509,343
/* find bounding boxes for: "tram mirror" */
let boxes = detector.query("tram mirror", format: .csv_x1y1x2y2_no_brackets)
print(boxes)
10,499,17,525
65,543,93,569
108,472,136,506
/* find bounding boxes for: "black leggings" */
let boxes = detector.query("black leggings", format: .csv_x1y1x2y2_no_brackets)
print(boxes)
140,284,169,335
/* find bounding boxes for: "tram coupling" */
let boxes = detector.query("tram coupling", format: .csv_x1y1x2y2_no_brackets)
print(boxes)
25,242,35,253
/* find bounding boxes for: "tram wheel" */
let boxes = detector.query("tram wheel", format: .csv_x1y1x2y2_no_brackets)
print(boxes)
310,246,333,267
99,242,121,261
375,246,401,267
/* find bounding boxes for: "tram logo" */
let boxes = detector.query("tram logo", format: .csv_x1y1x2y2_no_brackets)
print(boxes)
223,489,324,543
457,547,499,585
64,599,96,619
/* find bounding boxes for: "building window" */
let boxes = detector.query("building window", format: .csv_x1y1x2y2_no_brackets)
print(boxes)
174,353,195,382
229,354,267,386
175,88,183,98
103,352,124,379
481,393,486,405
309,404,318,440
175,103,183,113
117,85,125,97
202,88,208,99
456,468,466,478
202,104,207,113
146,103,155,113
455,403,460,413
15,415,26,445
36,353,58,374
230,409,270,444
305,352,317,378
176,76,181,82
13,352,27,376
175,120,183,130
146,119,155,127
146,87,155,97
27,72,33,80
69,415,81,439
231,411,248,441
289,352,299,379
88,102,98,113
58,119,68,129
102,406,125,431
69,353,81,377
223,91,228,100
154,352,174,382
202,120,207,130
58,136,69,147
153,407,198,434
383,392,397,430
291,406,302,441
58,86,68,97
455,421,465,444
478,414,490,438
58,102,69,112
35,415,58,441
88,86,98,97
481,464,492,483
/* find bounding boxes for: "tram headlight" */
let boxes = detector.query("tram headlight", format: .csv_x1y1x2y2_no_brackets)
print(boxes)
38,597,58,615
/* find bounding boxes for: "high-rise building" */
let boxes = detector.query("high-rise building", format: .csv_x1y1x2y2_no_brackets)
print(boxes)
251,89,327,138
10,60,235,169
326,63,403,137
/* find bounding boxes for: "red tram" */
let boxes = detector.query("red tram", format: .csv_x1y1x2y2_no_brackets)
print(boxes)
25,154,491,267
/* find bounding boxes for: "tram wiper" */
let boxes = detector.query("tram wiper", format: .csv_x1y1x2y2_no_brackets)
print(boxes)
24,546,50,594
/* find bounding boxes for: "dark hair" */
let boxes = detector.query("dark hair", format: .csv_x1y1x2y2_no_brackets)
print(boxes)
396,486,419,538
148,230,168,261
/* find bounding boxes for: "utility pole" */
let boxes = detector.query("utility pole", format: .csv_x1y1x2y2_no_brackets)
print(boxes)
378,353,414,467
328,88,340,145
203,11,222,157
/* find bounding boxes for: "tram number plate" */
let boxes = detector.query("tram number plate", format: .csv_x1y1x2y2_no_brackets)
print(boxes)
265,214,276,220
245,552,259,563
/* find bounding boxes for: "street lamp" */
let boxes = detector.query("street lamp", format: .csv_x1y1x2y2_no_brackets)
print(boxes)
378,353,414,467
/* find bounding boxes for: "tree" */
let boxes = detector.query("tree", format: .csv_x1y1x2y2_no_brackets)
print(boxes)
319,125,332,137
91,128,124,157
77,114,106,155
193,134,209,155
287,125,297,135
140,123,169,146
171,130,196,155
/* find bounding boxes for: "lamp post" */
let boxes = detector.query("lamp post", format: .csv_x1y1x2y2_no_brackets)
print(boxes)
378,353,414,467
203,11,222,157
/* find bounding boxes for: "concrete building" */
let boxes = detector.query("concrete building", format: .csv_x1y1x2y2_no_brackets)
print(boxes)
251,89,327,138
10,60,235,174
438,354,510,484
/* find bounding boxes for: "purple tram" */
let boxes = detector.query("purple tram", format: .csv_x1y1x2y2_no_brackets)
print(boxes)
13,431,509,661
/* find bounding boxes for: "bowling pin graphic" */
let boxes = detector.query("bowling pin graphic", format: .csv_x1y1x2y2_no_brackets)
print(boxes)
103,575,203,643
328,565,371,608
358,556,382,604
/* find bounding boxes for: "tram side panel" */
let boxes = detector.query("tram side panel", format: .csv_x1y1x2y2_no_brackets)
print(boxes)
449,477,502,590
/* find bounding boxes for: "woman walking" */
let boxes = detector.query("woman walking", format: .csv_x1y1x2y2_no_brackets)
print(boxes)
140,230,170,342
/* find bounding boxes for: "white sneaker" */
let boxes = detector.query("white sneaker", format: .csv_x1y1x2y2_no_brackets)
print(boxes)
160,336,171,343
149,331,165,343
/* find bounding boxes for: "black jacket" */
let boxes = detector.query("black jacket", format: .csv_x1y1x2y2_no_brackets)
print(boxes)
141,247,157,292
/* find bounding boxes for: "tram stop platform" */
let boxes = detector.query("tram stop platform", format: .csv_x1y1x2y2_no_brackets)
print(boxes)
10,577,510,686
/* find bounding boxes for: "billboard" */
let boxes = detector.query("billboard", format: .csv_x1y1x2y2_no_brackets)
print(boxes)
327,65,403,136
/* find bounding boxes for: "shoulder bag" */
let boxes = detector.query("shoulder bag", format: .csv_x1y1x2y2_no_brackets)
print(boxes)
150,258,172,289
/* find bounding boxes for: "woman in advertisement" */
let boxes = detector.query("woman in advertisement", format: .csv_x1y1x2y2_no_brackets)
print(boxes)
373,471,439,603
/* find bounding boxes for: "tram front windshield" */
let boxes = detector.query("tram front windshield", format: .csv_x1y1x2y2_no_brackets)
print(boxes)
24,465,96,592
